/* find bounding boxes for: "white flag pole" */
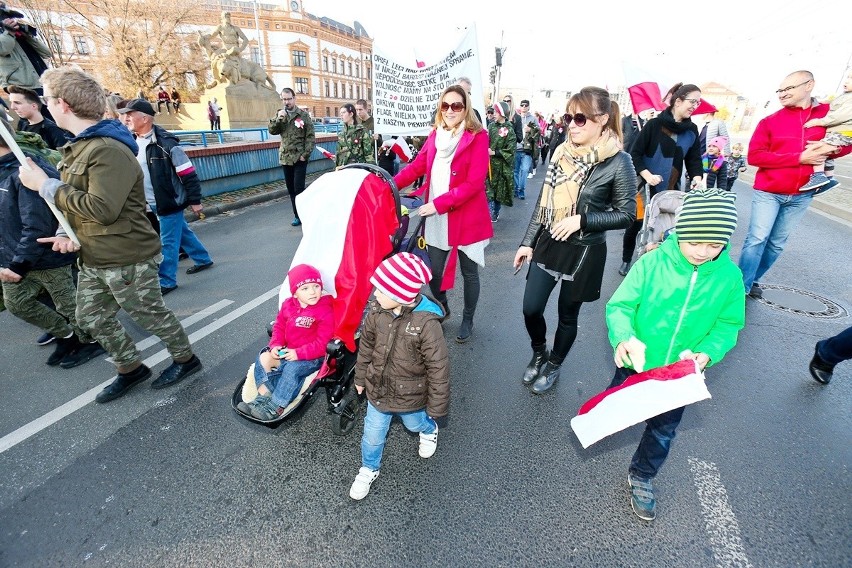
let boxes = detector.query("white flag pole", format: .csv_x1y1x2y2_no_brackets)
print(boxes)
0,125,80,246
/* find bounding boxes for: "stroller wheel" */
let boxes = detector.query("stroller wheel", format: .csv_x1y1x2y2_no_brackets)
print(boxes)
330,390,362,436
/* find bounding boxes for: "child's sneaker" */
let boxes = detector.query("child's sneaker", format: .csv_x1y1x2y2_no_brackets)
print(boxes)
349,467,379,500
247,395,280,420
800,172,830,191
814,178,839,195
419,426,438,458
627,473,656,521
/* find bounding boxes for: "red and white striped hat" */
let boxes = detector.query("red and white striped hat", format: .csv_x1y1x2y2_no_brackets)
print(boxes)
370,252,432,305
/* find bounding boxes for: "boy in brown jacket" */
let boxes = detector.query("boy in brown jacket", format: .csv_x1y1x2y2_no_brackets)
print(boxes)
350,253,449,500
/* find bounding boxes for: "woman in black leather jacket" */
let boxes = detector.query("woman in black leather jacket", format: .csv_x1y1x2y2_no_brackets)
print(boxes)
512,87,637,394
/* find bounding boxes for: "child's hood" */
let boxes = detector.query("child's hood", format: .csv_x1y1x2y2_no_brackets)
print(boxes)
413,295,444,317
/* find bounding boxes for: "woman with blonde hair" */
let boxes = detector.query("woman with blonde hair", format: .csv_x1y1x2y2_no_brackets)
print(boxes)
394,84,492,343
514,86,637,394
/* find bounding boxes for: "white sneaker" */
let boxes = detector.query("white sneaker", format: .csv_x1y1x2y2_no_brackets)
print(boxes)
349,467,379,500
527,172,534,179
419,426,438,458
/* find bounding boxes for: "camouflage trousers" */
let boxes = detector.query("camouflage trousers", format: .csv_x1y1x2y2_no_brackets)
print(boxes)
77,256,193,368
1,265,93,342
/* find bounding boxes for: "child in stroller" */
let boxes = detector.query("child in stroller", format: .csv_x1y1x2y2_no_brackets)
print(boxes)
634,190,686,258
238,264,334,420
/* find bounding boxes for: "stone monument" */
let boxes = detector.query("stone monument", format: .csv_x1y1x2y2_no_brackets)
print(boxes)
196,11,280,129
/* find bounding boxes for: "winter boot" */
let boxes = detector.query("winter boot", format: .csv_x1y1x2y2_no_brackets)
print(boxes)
456,318,473,343
522,345,549,385
531,361,561,394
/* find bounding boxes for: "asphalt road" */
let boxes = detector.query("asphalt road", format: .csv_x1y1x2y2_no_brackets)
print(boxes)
1,169,850,567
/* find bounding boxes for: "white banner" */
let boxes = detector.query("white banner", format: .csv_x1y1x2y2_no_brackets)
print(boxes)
373,26,484,137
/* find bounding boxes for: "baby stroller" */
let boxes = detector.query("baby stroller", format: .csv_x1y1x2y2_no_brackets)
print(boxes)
231,164,408,434
634,189,686,259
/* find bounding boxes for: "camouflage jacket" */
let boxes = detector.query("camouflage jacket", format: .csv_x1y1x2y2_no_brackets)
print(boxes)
268,107,315,166
15,131,61,166
336,123,376,167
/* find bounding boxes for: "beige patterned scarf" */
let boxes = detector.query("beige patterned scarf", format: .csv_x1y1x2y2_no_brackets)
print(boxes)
534,131,621,228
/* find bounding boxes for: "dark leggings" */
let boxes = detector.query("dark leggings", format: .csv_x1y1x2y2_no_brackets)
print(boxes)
522,262,583,365
283,161,308,219
621,219,643,263
427,247,480,320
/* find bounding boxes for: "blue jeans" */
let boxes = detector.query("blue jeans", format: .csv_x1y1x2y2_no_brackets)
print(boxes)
513,151,533,195
253,349,323,408
609,367,685,479
817,326,852,366
157,209,213,288
361,402,436,471
737,190,813,291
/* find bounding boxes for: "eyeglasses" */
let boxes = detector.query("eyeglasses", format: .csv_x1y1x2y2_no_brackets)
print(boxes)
440,101,465,112
563,112,602,127
503,98,512,103
775,80,811,94
40,95,58,105
683,98,701,106
486,110,495,114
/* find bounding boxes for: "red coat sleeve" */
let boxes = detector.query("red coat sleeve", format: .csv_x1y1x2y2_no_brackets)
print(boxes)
432,130,489,215
394,131,434,194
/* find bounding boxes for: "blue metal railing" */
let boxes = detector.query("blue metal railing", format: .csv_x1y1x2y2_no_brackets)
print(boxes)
172,128,270,147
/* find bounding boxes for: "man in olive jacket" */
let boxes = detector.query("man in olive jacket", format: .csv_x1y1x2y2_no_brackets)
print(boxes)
19,67,202,404
268,87,314,226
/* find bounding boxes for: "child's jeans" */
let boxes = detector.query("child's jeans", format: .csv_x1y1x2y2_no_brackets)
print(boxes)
608,367,685,479
253,348,323,408
361,402,437,471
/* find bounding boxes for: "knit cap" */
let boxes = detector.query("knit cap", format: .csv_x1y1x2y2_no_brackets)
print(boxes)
493,101,510,118
675,189,738,244
288,264,323,294
370,252,432,305
707,136,728,152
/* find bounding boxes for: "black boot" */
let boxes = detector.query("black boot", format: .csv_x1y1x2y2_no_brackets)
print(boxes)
532,361,561,394
522,345,549,385
46,334,81,366
618,261,630,276
456,318,473,343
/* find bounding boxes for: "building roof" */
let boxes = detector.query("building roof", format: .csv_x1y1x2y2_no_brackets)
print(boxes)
700,82,740,97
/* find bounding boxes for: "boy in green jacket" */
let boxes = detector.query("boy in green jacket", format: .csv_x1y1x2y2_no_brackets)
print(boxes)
605,188,746,521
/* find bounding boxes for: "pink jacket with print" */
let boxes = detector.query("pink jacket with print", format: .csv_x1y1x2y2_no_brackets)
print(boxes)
269,295,334,361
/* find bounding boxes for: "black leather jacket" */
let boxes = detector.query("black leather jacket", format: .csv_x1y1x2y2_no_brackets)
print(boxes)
521,151,637,248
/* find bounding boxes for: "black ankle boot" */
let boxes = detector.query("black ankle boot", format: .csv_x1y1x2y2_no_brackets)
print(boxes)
618,261,630,276
532,361,561,394
456,318,473,343
522,346,549,385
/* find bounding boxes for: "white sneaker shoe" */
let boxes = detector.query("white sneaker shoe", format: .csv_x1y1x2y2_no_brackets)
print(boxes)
349,467,379,500
419,426,438,458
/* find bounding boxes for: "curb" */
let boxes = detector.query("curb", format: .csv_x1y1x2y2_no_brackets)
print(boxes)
186,189,290,222
810,199,852,223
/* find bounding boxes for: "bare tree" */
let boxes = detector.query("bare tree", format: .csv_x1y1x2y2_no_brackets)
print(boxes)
17,0,210,99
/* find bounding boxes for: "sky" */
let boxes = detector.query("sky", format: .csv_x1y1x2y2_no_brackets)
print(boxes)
303,0,850,105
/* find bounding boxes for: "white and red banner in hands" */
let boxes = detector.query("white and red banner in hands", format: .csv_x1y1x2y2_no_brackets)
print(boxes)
373,26,485,137
570,360,711,449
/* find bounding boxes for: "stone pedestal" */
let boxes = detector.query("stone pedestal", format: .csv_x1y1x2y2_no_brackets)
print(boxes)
205,83,280,129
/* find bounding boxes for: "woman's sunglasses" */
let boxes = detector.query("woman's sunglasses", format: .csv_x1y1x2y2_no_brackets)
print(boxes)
563,112,602,127
441,101,465,112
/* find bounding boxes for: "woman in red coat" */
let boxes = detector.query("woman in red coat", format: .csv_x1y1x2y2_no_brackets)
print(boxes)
394,85,492,343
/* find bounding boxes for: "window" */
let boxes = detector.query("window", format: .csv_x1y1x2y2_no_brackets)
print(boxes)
322,55,328,71
292,49,307,67
347,83,352,99
347,61,352,76
250,47,261,65
367,88,372,100
295,77,309,94
326,107,331,117
366,68,371,80
333,82,338,98
355,85,360,99
49,34,62,53
332,58,337,74
73,35,89,55
355,65,359,79
324,81,330,97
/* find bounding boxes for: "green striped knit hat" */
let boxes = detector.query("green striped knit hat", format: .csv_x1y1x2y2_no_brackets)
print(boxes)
675,188,738,244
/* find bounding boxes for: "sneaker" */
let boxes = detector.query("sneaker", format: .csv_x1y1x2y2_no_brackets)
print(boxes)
247,395,280,420
490,211,498,223
47,334,81,366
419,426,438,458
799,172,830,191
59,342,106,369
814,178,839,195
349,467,380,500
748,283,763,299
36,332,55,346
518,191,525,200
291,217,302,227
627,473,657,521
809,344,835,384
527,172,534,179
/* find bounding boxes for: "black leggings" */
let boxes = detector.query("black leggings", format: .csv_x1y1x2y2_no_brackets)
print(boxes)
427,247,480,320
621,219,643,263
283,161,308,219
522,262,583,364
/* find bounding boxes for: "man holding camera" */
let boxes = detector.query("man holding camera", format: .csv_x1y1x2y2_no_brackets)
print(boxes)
0,3,50,93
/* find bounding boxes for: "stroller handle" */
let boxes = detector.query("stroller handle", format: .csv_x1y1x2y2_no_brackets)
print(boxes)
339,163,405,238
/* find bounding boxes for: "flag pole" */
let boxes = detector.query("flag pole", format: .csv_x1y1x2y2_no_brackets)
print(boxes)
0,125,80,246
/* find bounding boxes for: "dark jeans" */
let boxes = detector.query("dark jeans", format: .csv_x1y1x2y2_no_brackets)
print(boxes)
608,367,685,479
522,262,583,364
282,161,308,220
621,219,643,263
427,246,479,320
817,326,852,366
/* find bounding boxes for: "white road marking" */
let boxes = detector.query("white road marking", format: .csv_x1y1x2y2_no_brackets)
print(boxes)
0,287,278,454
105,299,234,362
688,458,753,568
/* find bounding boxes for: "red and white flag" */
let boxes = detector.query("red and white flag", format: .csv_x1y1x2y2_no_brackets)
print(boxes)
622,63,717,116
315,145,336,161
570,360,711,449
390,137,413,162
280,168,400,351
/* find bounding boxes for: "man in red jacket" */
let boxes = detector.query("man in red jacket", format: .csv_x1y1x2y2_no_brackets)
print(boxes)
738,71,852,298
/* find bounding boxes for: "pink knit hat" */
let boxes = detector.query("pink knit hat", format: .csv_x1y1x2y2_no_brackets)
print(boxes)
288,264,323,294
370,252,432,305
707,136,728,152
